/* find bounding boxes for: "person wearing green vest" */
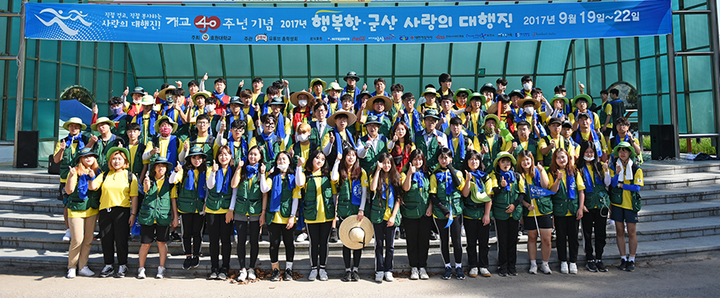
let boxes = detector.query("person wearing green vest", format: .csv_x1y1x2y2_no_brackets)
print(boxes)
205,146,236,280
250,113,286,165
516,150,553,275
486,151,524,277
217,118,248,167
477,114,510,174
369,152,402,283
64,147,101,278
447,117,471,170
171,146,207,271
181,114,220,168
609,141,644,272
137,157,178,280
400,149,432,280
576,141,612,273
130,95,159,146
460,150,493,278
331,147,369,282
510,120,540,162
90,117,124,172
430,147,466,280
416,109,449,172
124,123,147,182
357,114,389,174
230,145,266,283
549,148,586,275
360,95,394,137
294,150,334,281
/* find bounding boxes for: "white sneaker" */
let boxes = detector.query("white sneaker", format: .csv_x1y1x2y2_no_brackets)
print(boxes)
247,268,257,280
419,268,429,280
528,263,538,275
409,267,419,280
156,266,165,279
308,269,318,281
569,262,578,274
375,271,384,282
479,267,492,277
384,271,394,282
78,266,94,277
560,262,569,274
296,232,308,242
237,268,247,282
468,267,479,277
137,267,146,279
62,229,71,242
540,263,553,274
319,269,328,281
66,268,76,279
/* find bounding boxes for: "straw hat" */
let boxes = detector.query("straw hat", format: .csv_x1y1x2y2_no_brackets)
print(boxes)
290,90,315,107
62,117,87,130
158,85,176,100
327,110,357,127
365,95,392,112
518,96,541,110
338,215,374,250
154,115,178,135
140,95,155,106
91,117,114,131
191,91,212,102
420,87,440,98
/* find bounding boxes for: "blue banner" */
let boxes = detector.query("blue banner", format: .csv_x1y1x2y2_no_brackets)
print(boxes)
24,1,671,45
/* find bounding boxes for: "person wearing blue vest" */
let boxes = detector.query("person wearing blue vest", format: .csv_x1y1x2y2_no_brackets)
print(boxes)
217,118,248,167
609,141,644,272
143,116,182,171
461,150,493,278
400,149,432,280
517,150,553,275
549,148,586,274
171,146,207,271
369,152,402,283
569,94,602,132
430,147,467,280
205,146,237,280
137,157,178,280
331,147,369,282
486,151,524,277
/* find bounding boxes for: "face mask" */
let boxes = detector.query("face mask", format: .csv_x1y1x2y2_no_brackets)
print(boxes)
276,163,289,171
524,106,535,114
111,106,123,115
296,133,310,142
299,100,308,107
523,83,532,91
160,126,173,135
133,98,141,105
206,105,216,113
583,156,595,162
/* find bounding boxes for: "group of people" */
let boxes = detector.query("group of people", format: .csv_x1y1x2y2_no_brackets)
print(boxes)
55,71,644,282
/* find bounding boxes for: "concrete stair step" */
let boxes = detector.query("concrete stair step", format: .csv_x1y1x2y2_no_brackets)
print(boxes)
0,181,59,199
0,195,65,213
641,172,720,190
2,234,719,277
639,160,720,177
0,167,58,184
638,200,720,222
639,185,720,205
605,216,720,244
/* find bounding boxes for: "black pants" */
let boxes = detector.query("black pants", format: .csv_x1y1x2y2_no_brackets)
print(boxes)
464,218,491,269
434,216,463,265
582,208,607,260
268,222,295,263
373,221,396,272
98,207,130,265
235,220,260,268
307,221,332,268
403,216,430,268
555,215,580,262
338,217,362,269
495,218,519,271
181,213,204,256
206,213,232,270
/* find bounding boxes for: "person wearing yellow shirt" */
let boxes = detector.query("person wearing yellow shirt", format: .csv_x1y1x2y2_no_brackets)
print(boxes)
130,95,159,146
548,148,585,275
486,152,524,277
204,146,236,280
429,148,467,280
418,87,440,114
476,115,512,173
171,147,207,271
137,156,178,280
229,146,265,283
571,112,610,163
89,147,139,278
460,151,493,278
516,97,547,140
368,153,402,283
539,117,576,168
294,150,334,281
292,123,330,169
143,116,182,167
263,151,304,282
569,94,602,132
180,114,221,168
576,141,612,273
438,73,454,98
516,150,553,275
609,142,644,272
64,148,101,278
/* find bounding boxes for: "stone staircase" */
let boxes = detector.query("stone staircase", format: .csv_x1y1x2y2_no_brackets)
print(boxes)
0,160,719,278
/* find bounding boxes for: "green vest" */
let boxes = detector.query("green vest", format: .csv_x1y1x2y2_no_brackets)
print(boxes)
235,175,263,216
176,171,206,214
462,179,491,220
254,134,282,165
521,176,553,217
191,135,216,167
581,169,610,210
491,172,523,220
336,176,368,218
65,177,101,212
302,176,335,222
266,175,295,225
358,136,387,174
368,185,402,225
378,116,393,138
609,164,642,212
138,178,173,226
432,170,463,219
94,135,123,173
400,174,429,219
551,173,581,216
415,131,441,171
542,135,572,167
205,168,234,212
128,143,146,176
59,136,87,180
512,138,539,160
480,134,504,172
309,123,333,152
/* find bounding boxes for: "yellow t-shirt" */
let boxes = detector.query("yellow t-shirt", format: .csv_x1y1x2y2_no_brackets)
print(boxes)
96,170,139,210
548,170,586,216
66,174,99,218
610,168,644,210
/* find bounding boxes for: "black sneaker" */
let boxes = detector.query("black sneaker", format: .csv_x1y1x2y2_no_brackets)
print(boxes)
284,268,293,281
626,261,635,272
618,259,628,271
190,256,200,268
351,270,360,281
596,261,608,272
271,268,281,281
329,228,338,243
442,266,453,280
497,268,508,277
341,270,352,282
170,232,181,242
430,231,439,241
100,265,114,278
115,265,128,278
508,267,518,276
455,267,466,280
586,260,598,272
182,256,192,270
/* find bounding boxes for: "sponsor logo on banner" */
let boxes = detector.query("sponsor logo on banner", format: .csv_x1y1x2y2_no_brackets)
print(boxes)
195,15,220,33
255,34,268,42
35,8,92,36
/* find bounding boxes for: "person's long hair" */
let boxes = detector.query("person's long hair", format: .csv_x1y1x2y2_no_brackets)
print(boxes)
240,145,263,181
405,149,428,175
374,152,402,193
338,147,362,183
390,121,413,156
576,140,603,182
268,151,296,178
515,150,536,175
549,148,575,178
304,150,329,176
463,150,483,173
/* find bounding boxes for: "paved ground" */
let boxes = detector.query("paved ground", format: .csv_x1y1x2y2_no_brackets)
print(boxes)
1,254,719,298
